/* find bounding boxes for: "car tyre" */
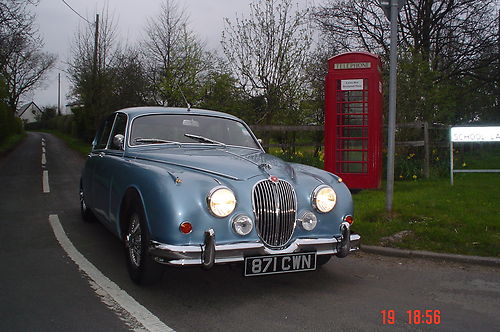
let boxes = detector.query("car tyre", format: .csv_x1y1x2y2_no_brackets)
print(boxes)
80,180,95,222
124,201,163,285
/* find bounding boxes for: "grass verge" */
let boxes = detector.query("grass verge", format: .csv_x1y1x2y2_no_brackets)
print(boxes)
36,130,91,156
0,133,27,157
352,172,500,257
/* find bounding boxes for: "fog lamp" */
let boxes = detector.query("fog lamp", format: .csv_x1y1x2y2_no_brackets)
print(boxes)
232,214,253,236
301,211,317,231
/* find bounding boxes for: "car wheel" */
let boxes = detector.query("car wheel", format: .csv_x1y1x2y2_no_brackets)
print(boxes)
317,255,332,267
124,201,163,285
80,181,94,222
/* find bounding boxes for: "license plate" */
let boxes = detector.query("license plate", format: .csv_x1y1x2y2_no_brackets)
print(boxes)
244,252,317,276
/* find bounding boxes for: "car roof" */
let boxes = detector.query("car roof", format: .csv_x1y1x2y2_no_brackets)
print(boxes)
115,106,243,122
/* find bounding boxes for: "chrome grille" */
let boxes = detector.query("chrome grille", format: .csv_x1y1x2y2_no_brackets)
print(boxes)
252,179,297,248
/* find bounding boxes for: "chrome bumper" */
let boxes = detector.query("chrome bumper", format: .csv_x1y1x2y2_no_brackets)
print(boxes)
149,230,360,267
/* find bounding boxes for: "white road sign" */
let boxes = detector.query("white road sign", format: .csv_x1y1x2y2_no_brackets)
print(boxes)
450,126,500,142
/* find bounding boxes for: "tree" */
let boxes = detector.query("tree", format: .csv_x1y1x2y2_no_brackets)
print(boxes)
314,0,498,124
142,0,209,107
0,0,56,112
68,10,124,140
222,0,313,125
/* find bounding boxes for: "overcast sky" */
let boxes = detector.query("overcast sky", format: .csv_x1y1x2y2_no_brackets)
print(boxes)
30,0,255,110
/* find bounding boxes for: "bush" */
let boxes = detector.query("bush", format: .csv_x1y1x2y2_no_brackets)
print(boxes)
0,107,23,143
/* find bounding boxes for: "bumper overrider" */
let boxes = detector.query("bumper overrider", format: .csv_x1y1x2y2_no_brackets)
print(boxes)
149,223,360,268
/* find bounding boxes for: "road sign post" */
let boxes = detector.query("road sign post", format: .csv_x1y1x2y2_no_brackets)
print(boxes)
381,0,406,214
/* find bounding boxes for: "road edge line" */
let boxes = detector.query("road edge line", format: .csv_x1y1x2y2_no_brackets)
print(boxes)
48,214,174,332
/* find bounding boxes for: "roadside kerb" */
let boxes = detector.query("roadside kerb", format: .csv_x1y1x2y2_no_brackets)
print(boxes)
361,245,500,267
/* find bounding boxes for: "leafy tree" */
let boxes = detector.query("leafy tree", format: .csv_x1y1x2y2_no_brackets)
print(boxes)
314,0,498,124
68,10,125,140
142,0,209,107
222,0,313,125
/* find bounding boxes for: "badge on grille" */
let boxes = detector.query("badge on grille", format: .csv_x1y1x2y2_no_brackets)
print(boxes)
270,175,279,183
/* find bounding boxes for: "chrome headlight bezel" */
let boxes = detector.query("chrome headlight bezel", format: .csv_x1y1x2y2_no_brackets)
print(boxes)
300,211,318,231
207,186,236,218
312,185,337,213
231,214,254,236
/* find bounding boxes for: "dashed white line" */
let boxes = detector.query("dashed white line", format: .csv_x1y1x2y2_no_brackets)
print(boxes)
48,214,174,332
41,153,46,166
42,170,50,193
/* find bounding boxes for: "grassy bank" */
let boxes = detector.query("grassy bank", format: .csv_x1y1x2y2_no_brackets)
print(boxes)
0,133,26,157
352,169,499,258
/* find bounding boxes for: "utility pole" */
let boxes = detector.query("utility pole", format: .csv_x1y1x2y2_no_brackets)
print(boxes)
57,73,61,116
380,0,406,215
93,13,99,78
92,13,99,125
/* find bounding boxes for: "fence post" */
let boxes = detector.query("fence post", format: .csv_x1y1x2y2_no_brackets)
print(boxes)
424,122,430,179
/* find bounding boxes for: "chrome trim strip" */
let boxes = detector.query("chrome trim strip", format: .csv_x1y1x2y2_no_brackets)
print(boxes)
149,233,360,266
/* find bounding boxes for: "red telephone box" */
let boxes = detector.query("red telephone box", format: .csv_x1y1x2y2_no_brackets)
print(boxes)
324,52,383,189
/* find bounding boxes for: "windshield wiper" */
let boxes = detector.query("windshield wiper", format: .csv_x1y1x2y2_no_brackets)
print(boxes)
134,138,180,145
184,134,226,147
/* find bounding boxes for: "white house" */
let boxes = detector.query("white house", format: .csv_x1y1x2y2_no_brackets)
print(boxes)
17,102,43,123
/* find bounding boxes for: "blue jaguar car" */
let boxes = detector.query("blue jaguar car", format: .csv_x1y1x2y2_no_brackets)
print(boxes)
80,107,360,284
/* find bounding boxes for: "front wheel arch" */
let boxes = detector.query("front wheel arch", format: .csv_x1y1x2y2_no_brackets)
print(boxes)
119,187,146,239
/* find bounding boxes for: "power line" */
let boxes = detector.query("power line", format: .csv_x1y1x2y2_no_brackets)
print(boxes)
61,0,93,25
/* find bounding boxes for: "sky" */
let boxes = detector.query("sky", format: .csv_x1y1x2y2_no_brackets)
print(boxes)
30,0,253,111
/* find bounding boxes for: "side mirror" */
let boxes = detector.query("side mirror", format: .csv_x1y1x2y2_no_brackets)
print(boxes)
113,134,125,150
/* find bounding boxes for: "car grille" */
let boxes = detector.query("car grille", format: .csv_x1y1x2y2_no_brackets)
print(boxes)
252,179,297,248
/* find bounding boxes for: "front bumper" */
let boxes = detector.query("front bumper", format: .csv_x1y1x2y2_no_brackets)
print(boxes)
149,230,361,267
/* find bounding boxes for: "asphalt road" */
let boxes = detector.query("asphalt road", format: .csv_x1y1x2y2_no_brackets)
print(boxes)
0,132,498,332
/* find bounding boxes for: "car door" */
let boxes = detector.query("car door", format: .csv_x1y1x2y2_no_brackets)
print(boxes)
89,114,116,223
99,113,128,227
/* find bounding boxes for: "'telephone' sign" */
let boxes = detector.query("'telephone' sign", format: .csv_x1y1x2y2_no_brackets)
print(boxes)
451,126,500,142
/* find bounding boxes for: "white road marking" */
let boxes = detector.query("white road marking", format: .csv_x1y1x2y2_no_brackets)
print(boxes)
42,147,46,153
42,170,50,193
48,215,174,332
41,153,46,166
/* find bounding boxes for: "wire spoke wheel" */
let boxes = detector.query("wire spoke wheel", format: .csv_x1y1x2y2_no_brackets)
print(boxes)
124,200,163,285
127,214,142,268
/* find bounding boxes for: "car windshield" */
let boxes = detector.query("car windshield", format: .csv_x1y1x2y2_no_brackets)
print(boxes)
130,114,260,149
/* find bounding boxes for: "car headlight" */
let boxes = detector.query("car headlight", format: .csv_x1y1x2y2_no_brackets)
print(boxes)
312,185,337,213
207,187,236,217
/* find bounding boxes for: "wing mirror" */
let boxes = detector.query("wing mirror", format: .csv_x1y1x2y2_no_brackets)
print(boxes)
113,134,125,150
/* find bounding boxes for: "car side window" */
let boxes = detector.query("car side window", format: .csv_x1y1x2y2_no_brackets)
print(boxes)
109,113,127,150
95,115,116,150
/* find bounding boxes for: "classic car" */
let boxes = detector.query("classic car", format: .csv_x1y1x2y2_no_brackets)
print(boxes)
80,106,360,284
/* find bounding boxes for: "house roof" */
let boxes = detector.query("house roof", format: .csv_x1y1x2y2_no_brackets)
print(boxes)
17,102,42,117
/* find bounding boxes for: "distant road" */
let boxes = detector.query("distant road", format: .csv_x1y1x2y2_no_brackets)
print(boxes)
0,132,498,331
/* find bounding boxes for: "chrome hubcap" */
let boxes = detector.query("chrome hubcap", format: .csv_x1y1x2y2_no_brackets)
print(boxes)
127,214,142,268
79,189,86,211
